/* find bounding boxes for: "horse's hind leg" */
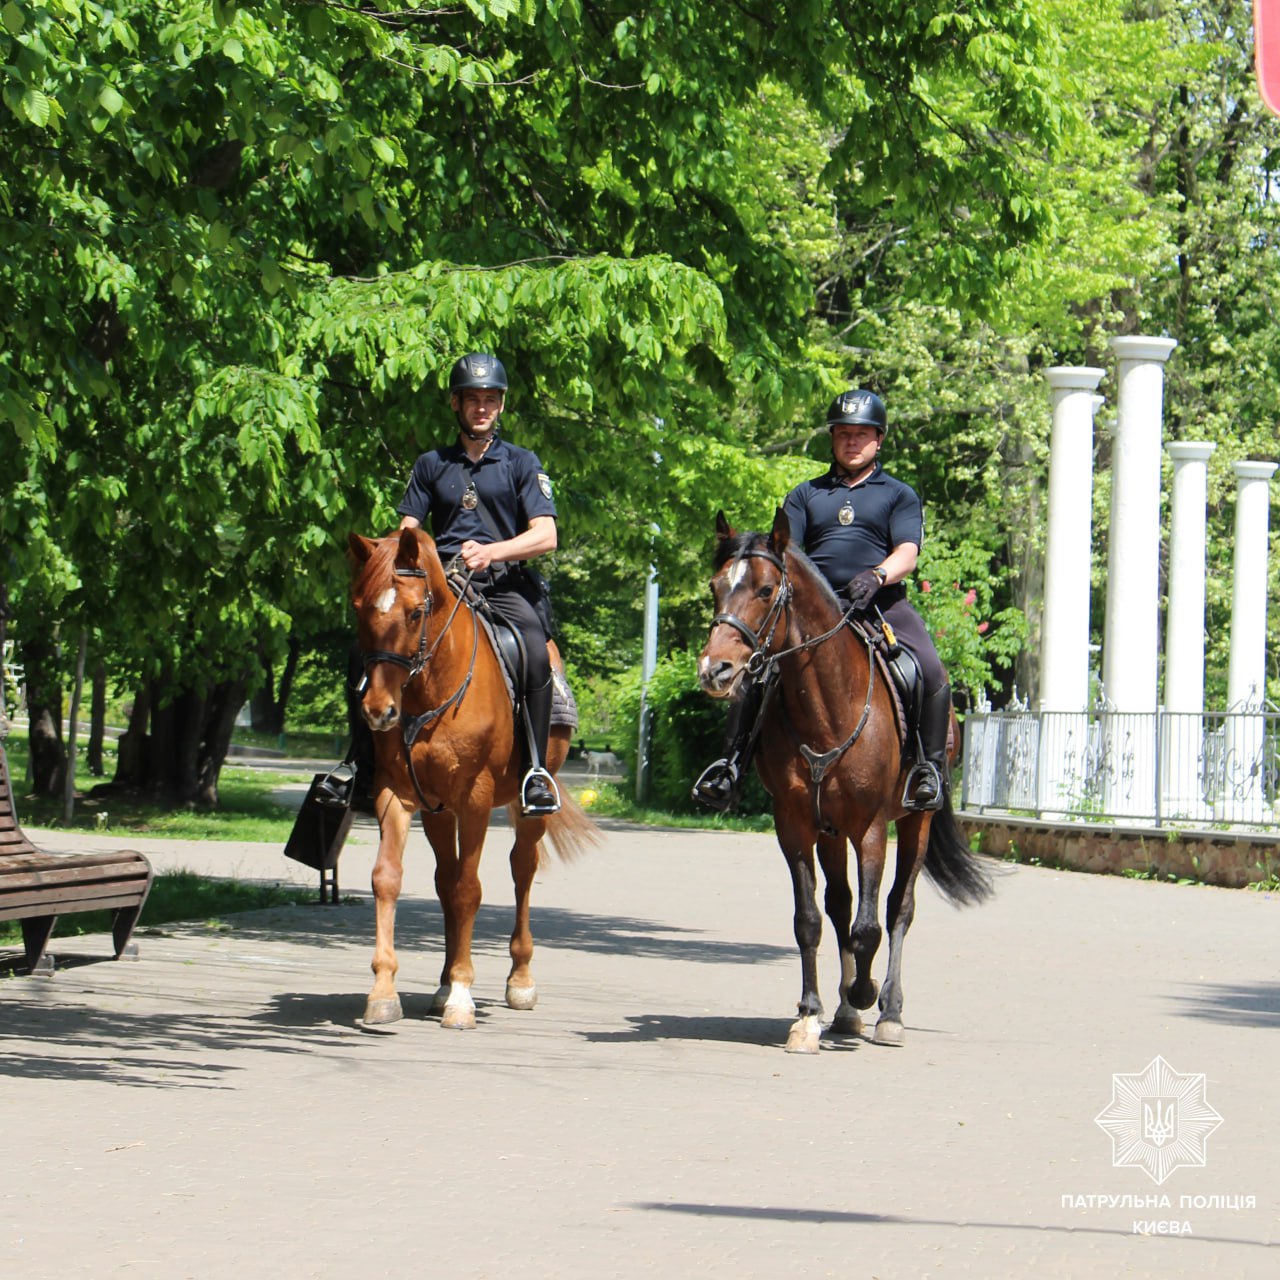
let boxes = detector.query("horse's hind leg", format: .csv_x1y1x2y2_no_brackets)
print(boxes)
874,813,930,1047
362,800,414,1029
505,815,545,1011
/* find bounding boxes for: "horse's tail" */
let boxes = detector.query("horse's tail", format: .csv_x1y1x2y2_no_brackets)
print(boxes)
923,790,992,907
541,789,603,863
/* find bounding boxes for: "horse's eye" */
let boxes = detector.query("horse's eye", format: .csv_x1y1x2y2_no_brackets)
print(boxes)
409,606,425,621
756,585,774,600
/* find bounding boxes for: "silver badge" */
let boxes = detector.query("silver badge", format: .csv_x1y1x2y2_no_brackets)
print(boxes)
462,484,479,510
537,472,553,500
838,501,854,525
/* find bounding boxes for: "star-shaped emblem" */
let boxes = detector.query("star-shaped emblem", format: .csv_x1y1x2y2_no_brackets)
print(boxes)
1095,1055,1223,1184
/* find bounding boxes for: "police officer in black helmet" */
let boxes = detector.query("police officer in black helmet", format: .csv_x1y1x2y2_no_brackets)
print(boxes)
397,353,562,815
693,389,952,812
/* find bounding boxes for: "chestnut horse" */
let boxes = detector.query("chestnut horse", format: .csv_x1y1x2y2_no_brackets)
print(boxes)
697,511,991,1053
348,528,597,1032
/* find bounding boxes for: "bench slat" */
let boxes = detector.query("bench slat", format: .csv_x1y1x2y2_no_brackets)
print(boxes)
0,743,153,970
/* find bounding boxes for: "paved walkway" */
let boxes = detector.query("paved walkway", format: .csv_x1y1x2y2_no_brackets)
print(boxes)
2,806,1277,1278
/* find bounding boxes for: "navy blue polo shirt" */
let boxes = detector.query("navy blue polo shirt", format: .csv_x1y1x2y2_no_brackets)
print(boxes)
396,435,557,559
782,461,924,591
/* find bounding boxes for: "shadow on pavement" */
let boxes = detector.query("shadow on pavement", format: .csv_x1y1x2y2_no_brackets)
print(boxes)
1170,979,1280,1027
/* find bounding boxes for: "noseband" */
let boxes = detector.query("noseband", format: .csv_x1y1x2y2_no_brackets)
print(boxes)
711,547,792,675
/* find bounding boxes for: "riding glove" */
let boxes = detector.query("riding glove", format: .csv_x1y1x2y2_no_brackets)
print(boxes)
846,569,883,611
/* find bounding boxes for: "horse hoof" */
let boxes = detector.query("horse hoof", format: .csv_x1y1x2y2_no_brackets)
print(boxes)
441,1002,477,1031
873,1019,905,1046
359,997,403,1030
429,985,450,1016
784,1015,822,1054
829,1008,864,1037
505,982,538,1011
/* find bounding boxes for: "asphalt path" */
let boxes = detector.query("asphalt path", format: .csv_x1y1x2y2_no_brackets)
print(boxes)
1,786,1276,1278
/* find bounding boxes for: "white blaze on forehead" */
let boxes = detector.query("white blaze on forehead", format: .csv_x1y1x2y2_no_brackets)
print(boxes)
728,558,749,591
374,587,398,615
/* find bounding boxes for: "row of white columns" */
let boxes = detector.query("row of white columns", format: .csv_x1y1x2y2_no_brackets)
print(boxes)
1038,337,1276,822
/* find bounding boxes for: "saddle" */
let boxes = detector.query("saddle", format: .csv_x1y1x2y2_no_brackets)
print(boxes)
851,615,922,762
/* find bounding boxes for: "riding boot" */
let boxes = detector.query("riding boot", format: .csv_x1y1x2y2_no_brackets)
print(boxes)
692,679,763,811
904,684,952,811
519,677,561,816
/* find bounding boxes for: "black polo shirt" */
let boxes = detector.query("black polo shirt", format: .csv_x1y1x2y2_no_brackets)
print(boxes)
782,461,924,591
396,435,557,559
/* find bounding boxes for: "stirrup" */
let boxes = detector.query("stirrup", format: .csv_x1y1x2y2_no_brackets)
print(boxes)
520,767,561,815
902,762,945,812
691,758,740,811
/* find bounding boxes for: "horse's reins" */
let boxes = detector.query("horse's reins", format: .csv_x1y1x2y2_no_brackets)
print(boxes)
714,546,880,836
360,564,480,811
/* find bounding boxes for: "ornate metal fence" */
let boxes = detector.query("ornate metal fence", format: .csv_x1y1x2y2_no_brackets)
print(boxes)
962,707,1280,832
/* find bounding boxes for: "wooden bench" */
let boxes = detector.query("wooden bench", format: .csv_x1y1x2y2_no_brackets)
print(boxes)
0,744,153,973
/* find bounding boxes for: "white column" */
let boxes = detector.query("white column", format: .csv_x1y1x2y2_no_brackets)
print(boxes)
1037,367,1104,816
1162,442,1215,820
1102,335,1176,819
1222,461,1277,823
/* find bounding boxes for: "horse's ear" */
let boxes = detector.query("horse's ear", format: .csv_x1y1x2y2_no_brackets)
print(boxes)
348,533,376,565
715,510,735,541
770,507,790,554
397,526,424,570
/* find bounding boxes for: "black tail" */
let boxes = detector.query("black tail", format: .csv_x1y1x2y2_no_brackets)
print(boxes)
923,792,992,906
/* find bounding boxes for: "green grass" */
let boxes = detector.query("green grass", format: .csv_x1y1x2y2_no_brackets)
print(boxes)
4,738,310,841
0,869,318,948
572,782,776,832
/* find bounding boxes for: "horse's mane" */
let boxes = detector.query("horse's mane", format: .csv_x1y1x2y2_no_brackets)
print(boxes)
713,530,844,617
353,530,447,597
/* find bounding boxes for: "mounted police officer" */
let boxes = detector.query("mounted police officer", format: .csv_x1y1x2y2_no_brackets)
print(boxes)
693,388,952,812
397,353,561,815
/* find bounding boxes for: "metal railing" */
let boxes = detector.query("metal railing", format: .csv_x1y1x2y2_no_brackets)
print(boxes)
962,707,1280,832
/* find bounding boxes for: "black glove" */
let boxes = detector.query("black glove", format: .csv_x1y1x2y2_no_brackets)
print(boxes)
845,569,883,611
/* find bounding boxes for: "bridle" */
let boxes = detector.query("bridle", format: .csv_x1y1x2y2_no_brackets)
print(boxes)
710,547,793,677
358,564,480,810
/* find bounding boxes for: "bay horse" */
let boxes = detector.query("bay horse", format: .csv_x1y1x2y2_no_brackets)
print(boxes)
697,510,991,1053
348,527,598,1032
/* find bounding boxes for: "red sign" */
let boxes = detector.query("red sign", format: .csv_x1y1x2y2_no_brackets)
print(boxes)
1256,0,1280,115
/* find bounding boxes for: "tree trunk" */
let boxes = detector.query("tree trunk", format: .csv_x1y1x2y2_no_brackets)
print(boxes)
88,659,107,775
196,677,247,808
114,686,151,788
22,637,66,795
250,636,299,735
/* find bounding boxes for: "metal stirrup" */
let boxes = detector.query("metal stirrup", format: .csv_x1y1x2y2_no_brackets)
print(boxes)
520,767,561,813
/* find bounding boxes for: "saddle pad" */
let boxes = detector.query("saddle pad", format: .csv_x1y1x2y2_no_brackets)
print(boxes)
470,610,580,730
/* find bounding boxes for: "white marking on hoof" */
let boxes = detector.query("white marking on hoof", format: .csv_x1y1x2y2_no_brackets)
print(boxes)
873,1019,905,1046
505,982,537,1011
440,983,476,1030
785,1015,823,1054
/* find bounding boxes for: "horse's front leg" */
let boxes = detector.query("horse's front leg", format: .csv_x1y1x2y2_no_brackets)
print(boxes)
505,814,546,1011
422,809,459,1017
433,805,489,1030
781,834,824,1054
875,813,930,1046
362,796,414,1028
834,818,887,1036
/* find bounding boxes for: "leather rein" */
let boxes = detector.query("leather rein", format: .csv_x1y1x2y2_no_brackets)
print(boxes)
714,546,878,835
360,565,479,811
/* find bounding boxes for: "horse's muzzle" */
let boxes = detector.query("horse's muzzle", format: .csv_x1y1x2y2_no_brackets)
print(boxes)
361,699,399,733
697,655,742,699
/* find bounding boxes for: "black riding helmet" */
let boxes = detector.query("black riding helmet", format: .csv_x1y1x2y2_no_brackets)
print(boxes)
826,389,887,435
449,352,508,394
